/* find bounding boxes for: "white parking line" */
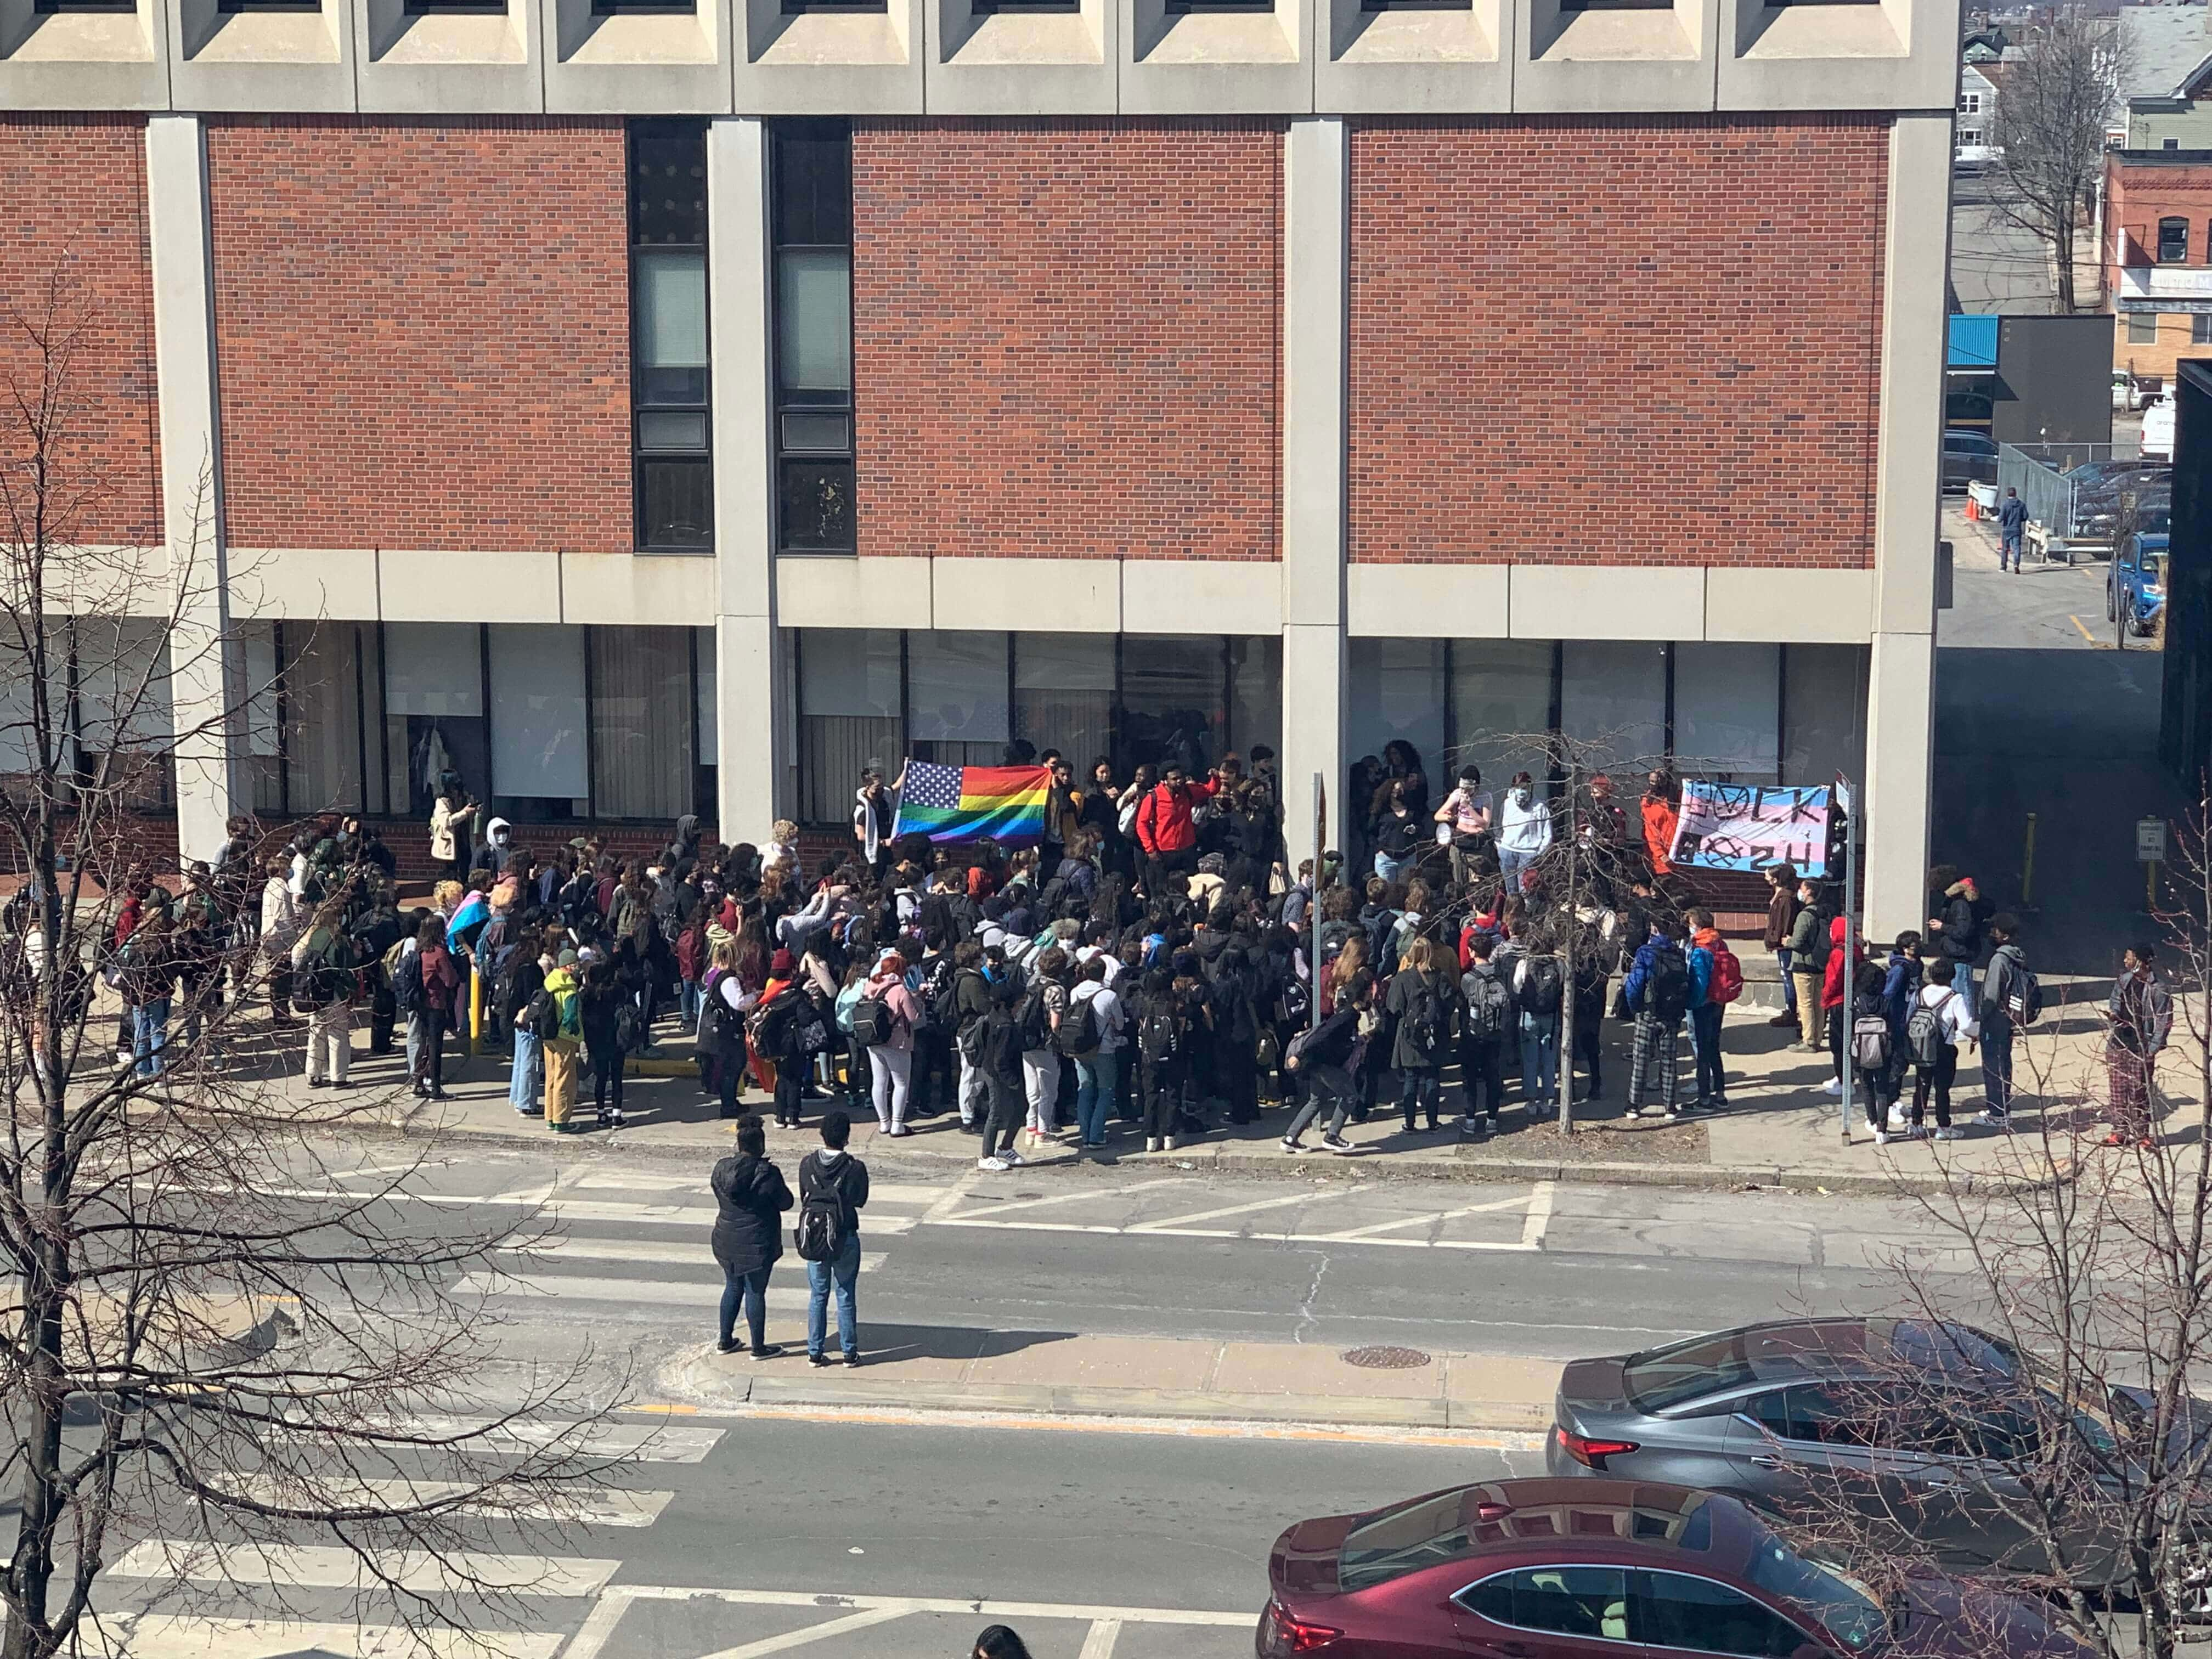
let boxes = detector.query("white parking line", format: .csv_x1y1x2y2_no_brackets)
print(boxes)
453,1259,883,1307
218,1477,675,1527
84,1616,561,1659
1126,1188,1364,1232
1521,1179,1556,1249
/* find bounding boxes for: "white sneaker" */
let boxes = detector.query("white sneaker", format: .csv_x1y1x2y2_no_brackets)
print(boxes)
1002,1149,1025,1166
1887,1107,1909,1129
1934,1126,1965,1142
1874,1130,1891,1146
1824,1079,1843,1098
978,1156,1008,1172
1973,1110,2011,1131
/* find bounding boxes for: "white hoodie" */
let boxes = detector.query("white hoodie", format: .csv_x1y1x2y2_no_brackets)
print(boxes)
1499,789,1553,856
1914,981,1978,1048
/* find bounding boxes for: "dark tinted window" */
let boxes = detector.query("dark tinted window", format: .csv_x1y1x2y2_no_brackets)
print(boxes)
1458,1568,1632,1641
1624,1334,1757,1412
1637,1571,1809,1657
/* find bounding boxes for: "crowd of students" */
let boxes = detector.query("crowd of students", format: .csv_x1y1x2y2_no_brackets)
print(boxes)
21,743,2169,1159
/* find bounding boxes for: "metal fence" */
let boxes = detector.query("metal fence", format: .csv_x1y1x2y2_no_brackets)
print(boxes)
1996,441,2149,554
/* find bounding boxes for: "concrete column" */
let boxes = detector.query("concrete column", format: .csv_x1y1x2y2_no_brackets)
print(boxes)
708,116,786,843
1280,116,1349,862
1864,114,1951,936
145,114,245,866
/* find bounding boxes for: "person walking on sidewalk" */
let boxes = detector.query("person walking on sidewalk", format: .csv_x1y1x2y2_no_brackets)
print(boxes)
1386,935,1452,1134
1785,877,1826,1052
1068,955,1125,1152
1977,912,2029,1131
1458,934,1510,1139
1997,487,2027,573
1280,970,1373,1153
711,1116,791,1359
2103,941,2171,1147
1927,873,1988,1007
1763,863,1801,1031
858,950,922,1138
1623,919,1694,1120
977,992,1030,1172
292,896,357,1089
1685,909,1735,1110
798,1109,870,1367
407,918,461,1102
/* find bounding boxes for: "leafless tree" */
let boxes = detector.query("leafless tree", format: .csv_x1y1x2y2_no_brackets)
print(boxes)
0,274,625,1659
1743,793,2212,1659
1990,5,2124,315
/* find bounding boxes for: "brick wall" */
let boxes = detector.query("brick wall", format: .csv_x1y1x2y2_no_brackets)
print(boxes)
1348,116,1888,568
2106,155,2212,269
0,116,162,549
206,117,633,555
853,118,1282,562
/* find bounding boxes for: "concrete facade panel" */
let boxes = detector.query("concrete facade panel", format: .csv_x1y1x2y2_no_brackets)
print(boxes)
205,116,633,556
0,115,163,550
935,556,1121,629
563,550,716,623
1703,566,1874,642
1508,563,1704,640
1347,115,1887,570
1120,557,1282,635
775,554,934,628
1347,563,1509,636
377,548,560,620
228,548,382,620
851,117,1283,563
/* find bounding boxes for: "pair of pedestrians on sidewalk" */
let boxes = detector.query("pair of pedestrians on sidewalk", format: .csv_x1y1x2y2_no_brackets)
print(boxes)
709,1110,871,1366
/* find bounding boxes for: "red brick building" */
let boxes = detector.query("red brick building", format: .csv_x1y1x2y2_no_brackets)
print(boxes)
0,0,1953,930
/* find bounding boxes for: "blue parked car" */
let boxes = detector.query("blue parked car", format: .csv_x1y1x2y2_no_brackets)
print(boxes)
2109,531,2168,637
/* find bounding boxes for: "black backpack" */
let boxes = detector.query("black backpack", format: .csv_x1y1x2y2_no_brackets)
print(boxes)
1646,949,1692,1022
793,1163,848,1264
1060,992,1102,1055
521,986,558,1041
391,948,425,1015
850,994,894,1048
1014,988,1051,1052
613,1001,646,1052
1400,973,1443,1051
1520,956,1564,1019
1137,1001,1182,1065
706,973,748,1040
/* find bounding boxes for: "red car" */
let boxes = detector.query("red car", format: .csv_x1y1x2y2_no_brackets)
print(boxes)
1259,1477,2092,1658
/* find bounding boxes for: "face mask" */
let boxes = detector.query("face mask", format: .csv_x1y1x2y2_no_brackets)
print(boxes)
1513,788,1531,808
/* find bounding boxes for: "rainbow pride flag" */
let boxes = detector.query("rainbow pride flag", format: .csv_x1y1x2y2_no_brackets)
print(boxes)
892,760,1051,845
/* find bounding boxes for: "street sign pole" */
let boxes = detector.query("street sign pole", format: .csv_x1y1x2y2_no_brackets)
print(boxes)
1838,774,1857,1142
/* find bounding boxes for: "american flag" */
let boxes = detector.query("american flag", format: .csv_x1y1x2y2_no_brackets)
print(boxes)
900,761,967,812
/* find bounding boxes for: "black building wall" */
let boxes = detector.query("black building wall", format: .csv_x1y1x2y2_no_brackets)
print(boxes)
2162,359,2212,784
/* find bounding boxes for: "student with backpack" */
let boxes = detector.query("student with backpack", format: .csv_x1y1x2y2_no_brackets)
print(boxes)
856,951,922,1137
1847,961,1900,1137
1685,909,1739,1111
540,949,584,1132
290,896,358,1088
1820,913,1860,1099
1130,968,1192,1153
1458,934,1511,1137
1622,920,1694,1119
1385,936,1452,1133
1877,932,1925,1134
1513,947,1566,1116
710,1117,792,1359
1904,957,1976,1142
699,938,759,1120
579,959,630,1131
1015,947,1071,1146
503,927,551,1117
1977,912,2035,1131
1066,955,1125,1153
407,918,462,1102
797,1110,870,1367
1279,970,1373,1154
977,994,1031,1172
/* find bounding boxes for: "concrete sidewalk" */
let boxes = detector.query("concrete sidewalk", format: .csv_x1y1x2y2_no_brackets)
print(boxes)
248,968,2181,1196
658,1326,1560,1442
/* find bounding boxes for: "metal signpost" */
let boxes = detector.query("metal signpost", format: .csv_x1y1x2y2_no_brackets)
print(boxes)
2139,815,2167,913
1836,774,1856,1141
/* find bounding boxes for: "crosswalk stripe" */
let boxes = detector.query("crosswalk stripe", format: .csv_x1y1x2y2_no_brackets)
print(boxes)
218,1477,674,1527
375,1415,724,1463
453,1261,882,1308
80,1616,561,1659
1126,1187,1363,1232
568,1175,947,1203
106,1542,619,1596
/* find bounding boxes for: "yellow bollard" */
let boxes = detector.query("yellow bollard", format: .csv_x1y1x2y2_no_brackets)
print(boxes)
469,966,484,1057
2020,813,2038,906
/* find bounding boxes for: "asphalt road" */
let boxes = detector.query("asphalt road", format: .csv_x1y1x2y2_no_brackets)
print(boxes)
73,1144,1978,1659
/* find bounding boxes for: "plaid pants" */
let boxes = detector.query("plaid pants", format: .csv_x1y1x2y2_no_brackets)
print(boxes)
1628,1014,1680,1112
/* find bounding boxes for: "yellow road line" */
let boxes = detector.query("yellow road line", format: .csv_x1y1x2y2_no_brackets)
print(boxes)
2070,614,2097,645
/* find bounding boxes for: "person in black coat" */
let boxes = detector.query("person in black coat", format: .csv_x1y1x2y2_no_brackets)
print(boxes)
710,1119,793,1357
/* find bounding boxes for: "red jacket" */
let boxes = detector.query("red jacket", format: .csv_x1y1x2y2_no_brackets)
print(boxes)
1821,915,1859,1011
1133,778,1218,857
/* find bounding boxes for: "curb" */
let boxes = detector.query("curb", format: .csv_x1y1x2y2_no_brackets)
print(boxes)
654,1351,1553,1442
351,1105,2077,1197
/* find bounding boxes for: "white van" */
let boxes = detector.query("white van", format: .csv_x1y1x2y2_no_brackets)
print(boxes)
2142,398,2175,461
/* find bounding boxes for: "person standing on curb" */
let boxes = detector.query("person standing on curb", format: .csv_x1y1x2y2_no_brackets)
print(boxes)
1067,955,1125,1153
1279,970,1372,1154
711,1116,791,1359
1622,918,1693,1120
1763,863,1801,1031
1977,911,2029,1132
797,1109,869,1367
2103,941,2171,1148
1904,957,1976,1142
541,948,584,1133
1457,934,1510,1138
1997,486,2027,573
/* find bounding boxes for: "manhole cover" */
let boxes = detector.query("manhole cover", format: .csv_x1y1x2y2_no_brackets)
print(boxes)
1341,1345,1433,1370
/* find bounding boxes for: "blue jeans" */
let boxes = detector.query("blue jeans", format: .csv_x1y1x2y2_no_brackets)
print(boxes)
1689,1002,1725,1102
679,978,702,1031
133,999,171,1078
510,1027,543,1112
806,1232,862,1359
1074,1049,1120,1146
1519,1015,1558,1107
719,1263,772,1350
1397,1066,1441,1126
1775,947,1796,1014
2001,531,2022,568
1499,847,1534,888
1374,849,1413,885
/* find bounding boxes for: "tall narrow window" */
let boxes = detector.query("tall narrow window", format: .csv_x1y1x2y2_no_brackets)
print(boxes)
630,120,712,551
2159,216,2191,264
772,120,856,554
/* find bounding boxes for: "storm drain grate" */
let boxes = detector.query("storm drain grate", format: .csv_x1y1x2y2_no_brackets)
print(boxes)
1340,1345,1433,1371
